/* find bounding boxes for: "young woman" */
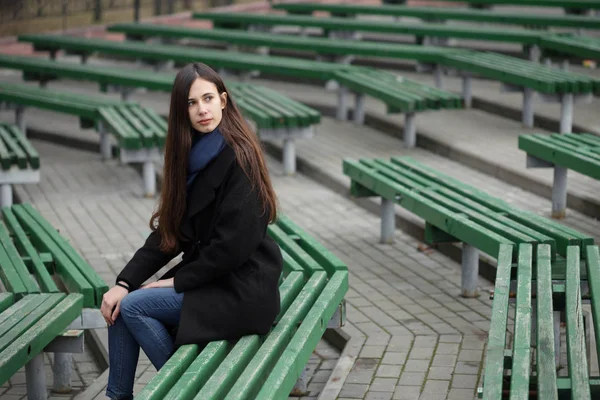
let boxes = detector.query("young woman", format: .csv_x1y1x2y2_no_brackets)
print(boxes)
100,62,283,400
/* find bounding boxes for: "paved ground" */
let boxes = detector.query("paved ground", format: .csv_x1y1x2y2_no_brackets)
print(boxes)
1,1,600,399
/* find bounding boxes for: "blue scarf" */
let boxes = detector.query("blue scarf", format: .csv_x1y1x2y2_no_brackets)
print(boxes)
187,127,227,187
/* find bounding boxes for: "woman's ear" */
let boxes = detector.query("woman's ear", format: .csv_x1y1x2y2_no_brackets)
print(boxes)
220,92,228,110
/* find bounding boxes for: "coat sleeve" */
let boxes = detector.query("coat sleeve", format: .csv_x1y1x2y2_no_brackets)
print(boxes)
173,168,269,293
116,230,178,290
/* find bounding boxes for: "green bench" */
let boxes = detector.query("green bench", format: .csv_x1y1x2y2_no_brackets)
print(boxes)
110,22,599,133
0,293,84,400
519,132,600,218
0,123,40,206
0,81,165,196
17,35,463,149
0,54,321,175
480,243,600,398
273,2,600,29
0,203,109,398
342,156,593,297
417,0,600,11
540,34,600,62
135,215,348,399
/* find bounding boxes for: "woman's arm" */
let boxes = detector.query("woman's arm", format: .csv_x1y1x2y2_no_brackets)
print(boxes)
116,230,179,290
173,168,269,293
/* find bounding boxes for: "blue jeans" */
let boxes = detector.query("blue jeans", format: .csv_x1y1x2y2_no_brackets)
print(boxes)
105,287,183,400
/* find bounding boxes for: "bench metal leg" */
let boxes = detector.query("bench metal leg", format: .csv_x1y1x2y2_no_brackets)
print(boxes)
143,161,156,198
336,86,349,121
561,59,570,71
560,93,573,134
522,88,535,128
462,75,472,108
25,353,48,400
551,166,568,219
120,88,135,102
380,198,395,244
81,54,89,65
354,93,365,125
290,366,310,396
461,244,479,298
283,138,296,175
49,50,57,61
529,44,541,62
0,184,13,207
403,112,417,149
15,106,25,134
52,353,72,393
434,64,444,89
99,121,111,161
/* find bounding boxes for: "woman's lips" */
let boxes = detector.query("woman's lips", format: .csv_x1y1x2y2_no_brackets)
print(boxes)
198,119,212,125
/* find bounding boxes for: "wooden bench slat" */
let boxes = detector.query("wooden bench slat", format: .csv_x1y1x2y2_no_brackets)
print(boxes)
509,244,533,397
0,294,13,314
163,342,231,400
0,128,28,170
6,125,40,169
482,244,512,399
276,216,347,276
0,222,31,296
281,250,306,275
10,205,97,308
0,293,82,386
1,207,59,294
372,159,550,247
585,246,600,374
127,106,166,147
344,159,515,257
0,126,16,171
0,220,39,295
98,107,142,150
224,271,328,400
18,204,108,306
565,246,591,399
536,244,559,400
255,271,348,399
195,337,262,400
0,293,44,328
389,156,592,254
267,224,324,276
136,345,199,400
0,293,65,353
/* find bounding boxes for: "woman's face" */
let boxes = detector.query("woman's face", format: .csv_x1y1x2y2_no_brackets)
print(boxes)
188,78,227,134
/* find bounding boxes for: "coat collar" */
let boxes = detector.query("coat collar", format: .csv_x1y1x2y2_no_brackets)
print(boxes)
186,145,235,218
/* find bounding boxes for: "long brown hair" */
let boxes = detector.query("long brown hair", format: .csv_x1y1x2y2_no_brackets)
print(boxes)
151,62,278,252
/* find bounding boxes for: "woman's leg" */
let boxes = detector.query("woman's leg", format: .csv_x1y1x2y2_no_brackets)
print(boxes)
119,287,184,370
106,315,140,400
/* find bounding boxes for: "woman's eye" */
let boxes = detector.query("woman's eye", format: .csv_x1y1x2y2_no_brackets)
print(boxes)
205,96,213,102
188,101,194,106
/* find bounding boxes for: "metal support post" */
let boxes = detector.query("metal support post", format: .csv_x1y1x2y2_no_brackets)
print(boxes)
25,353,47,400
143,161,156,198
52,353,72,393
561,59,569,71
560,93,573,134
0,184,13,207
99,121,111,161
50,51,57,61
380,198,395,244
290,366,310,396
403,112,416,149
353,93,365,125
551,166,568,219
529,44,541,62
522,88,535,128
81,54,89,65
434,64,444,89
462,75,472,108
336,86,349,121
15,106,25,134
282,138,296,175
121,88,133,102
461,244,479,298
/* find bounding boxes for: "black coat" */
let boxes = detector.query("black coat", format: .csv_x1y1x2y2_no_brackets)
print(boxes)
117,146,283,347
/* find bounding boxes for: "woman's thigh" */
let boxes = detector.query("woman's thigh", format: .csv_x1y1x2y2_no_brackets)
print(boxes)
120,287,184,327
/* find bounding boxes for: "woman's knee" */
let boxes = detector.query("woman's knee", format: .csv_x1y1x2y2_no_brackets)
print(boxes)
119,291,144,319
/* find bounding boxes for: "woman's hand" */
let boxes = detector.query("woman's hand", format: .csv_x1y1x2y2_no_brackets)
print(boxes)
101,284,129,326
141,278,174,290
